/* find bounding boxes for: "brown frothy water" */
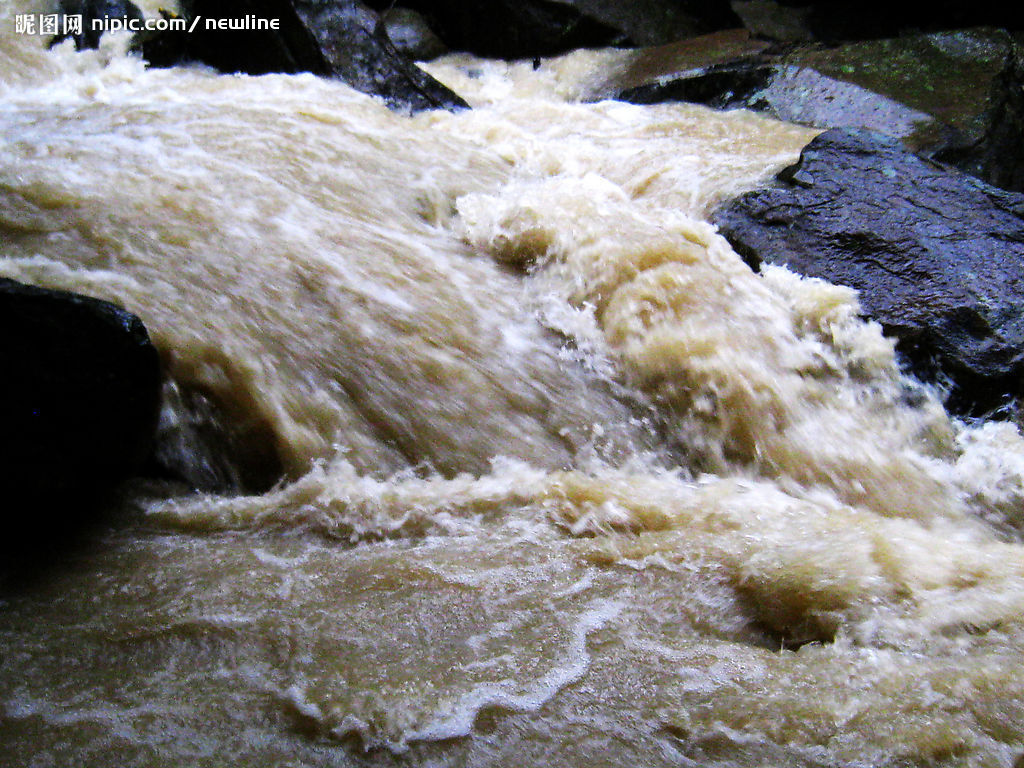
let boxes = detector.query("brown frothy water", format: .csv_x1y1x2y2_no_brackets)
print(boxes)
2,10,1024,767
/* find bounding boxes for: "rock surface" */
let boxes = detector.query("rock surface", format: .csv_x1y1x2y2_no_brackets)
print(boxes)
713,129,1024,417
618,60,954,154
613,29,1024,192
140,0,468,113
380,7,447,61
361,0,741,58
731,0,1023,42
574,0,742,47
566,0,741,48
730,1,814,42
590,29,771,97
141,0,328,76
362,0,625,60
0,279,161,525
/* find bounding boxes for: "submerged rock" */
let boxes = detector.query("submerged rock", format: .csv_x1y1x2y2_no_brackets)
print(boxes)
0,279,161,529
147,379,283,495
140,0,468,113
613,29,1024,192
713,129,1024,417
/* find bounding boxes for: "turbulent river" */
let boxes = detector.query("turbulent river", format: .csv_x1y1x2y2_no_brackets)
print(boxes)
3,3,1024,766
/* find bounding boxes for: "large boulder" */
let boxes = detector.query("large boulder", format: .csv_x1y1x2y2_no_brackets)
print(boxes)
295,0,467,109
615,59,957,156
612,29,1024,192
138,0,468,113
712,129,1024,417
590,29,772,96
0,279,161,534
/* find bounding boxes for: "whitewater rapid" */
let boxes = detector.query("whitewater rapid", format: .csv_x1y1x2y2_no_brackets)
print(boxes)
2,6,1024,766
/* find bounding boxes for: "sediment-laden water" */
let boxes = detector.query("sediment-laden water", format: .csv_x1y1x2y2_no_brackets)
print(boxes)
2,5,1024,766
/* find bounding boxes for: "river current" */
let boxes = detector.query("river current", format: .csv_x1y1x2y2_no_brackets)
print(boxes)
2,4,1024,766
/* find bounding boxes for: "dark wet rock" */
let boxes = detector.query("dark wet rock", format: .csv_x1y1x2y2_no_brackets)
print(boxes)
613,29,1024,191
56,0,144,49
730,1,1022,42
291,0,467,110
794,2,1021,41
730,1,814,43
559,0,742,48
590,29,771,98
713,129,1024,417
142,0,328,76
0,279,161,524
789,31,1024,191
361,0,741,58
380,7,447,61
931,32,1024,194
618,60,960,156
131,9,191,67
140,0,467,113
361,0,625,59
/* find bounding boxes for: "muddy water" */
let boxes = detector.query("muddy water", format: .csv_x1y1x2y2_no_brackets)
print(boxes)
2,7,1024,767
